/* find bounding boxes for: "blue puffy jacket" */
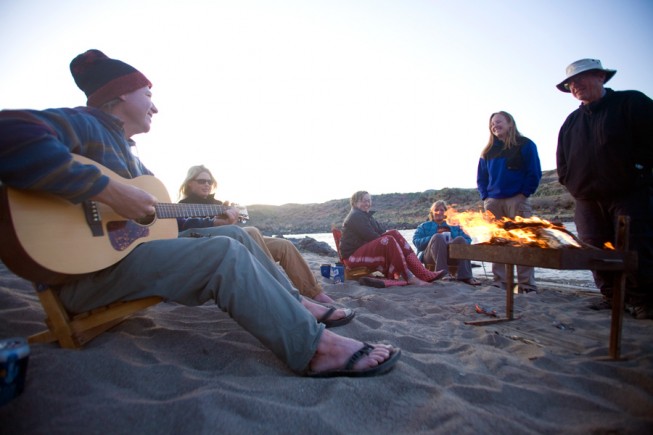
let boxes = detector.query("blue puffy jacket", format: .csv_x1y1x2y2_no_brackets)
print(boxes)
412,221,472,258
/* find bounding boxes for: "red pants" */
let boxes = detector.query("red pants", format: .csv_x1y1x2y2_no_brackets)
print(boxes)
344,230,413,280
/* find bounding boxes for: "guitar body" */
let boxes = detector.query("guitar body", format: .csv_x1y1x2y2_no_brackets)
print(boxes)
0,155,178,284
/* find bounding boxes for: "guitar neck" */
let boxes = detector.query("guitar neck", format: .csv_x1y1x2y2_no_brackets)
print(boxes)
155,203,228,219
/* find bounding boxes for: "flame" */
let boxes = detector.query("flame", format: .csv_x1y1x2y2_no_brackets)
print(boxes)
443,208,581,248
604,242,615,250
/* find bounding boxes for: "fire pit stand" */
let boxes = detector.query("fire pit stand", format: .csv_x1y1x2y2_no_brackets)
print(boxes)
449,216,638,360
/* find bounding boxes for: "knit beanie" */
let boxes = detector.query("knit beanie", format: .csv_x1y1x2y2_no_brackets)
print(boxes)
70,49,152,108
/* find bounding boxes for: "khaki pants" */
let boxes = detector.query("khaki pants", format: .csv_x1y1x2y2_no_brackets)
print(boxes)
243,227,323,299
484,194,536,288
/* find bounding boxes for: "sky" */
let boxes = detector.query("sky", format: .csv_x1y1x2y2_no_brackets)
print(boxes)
1,0,652,206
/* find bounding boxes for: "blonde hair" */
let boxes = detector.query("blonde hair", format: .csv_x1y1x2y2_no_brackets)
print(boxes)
350,190,370,208
178,165,217,199
480,111,523,158
429,200,447,221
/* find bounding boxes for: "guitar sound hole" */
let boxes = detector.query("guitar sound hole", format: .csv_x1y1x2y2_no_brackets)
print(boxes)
134,214,156,225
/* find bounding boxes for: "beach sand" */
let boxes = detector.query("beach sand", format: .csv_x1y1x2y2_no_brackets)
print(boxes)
1,254,652,434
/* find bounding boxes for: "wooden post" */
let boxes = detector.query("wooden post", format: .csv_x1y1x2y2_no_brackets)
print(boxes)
505,264,514,320
609,216,630,359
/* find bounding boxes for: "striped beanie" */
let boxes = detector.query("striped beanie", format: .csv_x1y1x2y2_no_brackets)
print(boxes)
70,49,151,108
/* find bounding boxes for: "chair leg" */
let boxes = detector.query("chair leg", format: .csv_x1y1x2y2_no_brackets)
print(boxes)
28,287,162,349
345,266,376,280
30,287,78,348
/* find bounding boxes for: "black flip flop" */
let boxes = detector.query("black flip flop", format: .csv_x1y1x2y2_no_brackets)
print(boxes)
307,344,401,378
319,306,355,328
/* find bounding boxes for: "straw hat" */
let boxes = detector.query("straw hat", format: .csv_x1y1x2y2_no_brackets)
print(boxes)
556,58,616,92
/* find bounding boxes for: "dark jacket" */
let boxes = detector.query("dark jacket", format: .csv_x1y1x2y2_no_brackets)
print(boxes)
177,194,225,231
557,88,653,200
179,193,223,205
340,208,384,258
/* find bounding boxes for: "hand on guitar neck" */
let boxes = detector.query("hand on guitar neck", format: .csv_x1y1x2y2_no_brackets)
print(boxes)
212,207,242,226
92,178,158,221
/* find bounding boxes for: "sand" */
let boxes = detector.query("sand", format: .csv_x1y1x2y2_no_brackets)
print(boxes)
1,254,652,434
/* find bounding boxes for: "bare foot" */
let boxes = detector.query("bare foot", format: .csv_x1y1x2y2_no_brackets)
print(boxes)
312,292,335,304
309,329,395,374
407,276,430,286
302,298,347,321
430,269,447,281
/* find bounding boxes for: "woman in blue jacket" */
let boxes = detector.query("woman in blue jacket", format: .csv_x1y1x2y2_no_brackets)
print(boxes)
477,111,542,292
413,200,480,285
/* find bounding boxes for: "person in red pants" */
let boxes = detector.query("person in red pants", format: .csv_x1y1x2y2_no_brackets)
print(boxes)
339,191,445,286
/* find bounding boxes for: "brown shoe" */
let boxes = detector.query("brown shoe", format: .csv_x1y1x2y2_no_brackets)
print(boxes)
588,298,612,311
630,304,653,320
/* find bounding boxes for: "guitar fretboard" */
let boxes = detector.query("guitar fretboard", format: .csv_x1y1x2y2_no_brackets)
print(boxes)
155,203,228,219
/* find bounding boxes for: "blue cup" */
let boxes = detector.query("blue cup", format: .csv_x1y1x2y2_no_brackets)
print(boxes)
333,265,345,283
320,264,331,279
0,337,30,406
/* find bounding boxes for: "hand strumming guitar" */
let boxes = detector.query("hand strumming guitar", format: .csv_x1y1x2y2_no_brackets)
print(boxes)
91,178,158,220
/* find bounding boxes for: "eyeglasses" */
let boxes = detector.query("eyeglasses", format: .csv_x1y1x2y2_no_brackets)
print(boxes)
194,179,212,185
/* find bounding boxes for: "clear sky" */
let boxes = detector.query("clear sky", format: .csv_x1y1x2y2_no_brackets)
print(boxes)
1,0,652,206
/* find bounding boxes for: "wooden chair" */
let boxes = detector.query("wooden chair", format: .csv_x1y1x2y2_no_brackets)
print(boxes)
331,228,377,280
28,284,161,349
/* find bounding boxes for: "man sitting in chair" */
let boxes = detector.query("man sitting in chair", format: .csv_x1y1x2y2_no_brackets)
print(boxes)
0,49,400,378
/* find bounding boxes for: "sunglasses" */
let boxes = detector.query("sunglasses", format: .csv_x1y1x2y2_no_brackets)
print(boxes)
194,179,212,185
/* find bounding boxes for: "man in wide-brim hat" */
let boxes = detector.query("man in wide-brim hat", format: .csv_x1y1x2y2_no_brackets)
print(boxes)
555,58,653,319
556,58,616,94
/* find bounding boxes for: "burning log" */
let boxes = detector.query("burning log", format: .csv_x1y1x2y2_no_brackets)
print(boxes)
445,209,584,249
447,211,631,270
489,224,583,249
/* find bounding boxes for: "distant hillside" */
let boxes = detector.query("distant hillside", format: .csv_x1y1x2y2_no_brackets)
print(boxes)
246,169,575,235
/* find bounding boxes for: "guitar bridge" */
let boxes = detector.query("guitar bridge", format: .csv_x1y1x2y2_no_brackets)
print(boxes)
82,200,104,237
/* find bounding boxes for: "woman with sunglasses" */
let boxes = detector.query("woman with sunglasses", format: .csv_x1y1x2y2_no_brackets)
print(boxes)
178,165,241,226
179,165,336,304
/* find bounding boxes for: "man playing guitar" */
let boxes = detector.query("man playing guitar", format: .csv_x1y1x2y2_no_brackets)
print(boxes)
0,49,399,378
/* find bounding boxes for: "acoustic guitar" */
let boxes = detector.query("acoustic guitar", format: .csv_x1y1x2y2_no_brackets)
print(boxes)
0,154,249,284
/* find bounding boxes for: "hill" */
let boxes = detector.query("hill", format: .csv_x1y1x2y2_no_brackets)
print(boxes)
246,169,575,235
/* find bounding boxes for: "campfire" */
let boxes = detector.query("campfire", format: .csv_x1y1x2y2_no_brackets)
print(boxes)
444,208,633,272
444,209,637,359
445,209,583,249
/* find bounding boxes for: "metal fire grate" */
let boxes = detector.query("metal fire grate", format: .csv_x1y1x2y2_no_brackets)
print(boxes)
448,216,638,360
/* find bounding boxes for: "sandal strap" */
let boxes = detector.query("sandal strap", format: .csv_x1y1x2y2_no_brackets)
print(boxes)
318,306,336,323
344,343,374,370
